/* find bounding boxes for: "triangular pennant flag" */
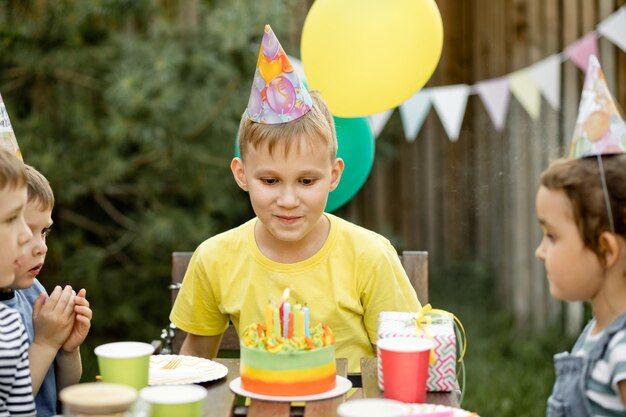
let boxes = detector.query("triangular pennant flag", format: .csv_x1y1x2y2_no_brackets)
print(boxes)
569,55,626,158
509,69,541,120
431,85,471,142
565,32,599,72
598,7,626,53
369,109,394,139
528,54,562,111
475,77,510,131
399,90,431,142
0,93,22,160
245,25,312,124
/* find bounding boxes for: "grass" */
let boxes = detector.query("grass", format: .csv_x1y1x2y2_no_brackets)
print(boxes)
430,260,576,416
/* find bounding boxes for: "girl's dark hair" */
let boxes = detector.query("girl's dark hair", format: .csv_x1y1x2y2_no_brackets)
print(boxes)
540,154,626,262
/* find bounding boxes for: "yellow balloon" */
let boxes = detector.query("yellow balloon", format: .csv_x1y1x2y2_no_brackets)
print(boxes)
301,0,443,118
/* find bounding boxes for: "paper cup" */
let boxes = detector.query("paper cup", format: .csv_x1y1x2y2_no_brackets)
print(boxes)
94,342,155,390
139,385,207,417
60,382,138,416
337,398,411,417
378,337,433,403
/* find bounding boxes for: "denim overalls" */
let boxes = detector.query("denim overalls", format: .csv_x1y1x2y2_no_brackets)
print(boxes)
547,312,626,417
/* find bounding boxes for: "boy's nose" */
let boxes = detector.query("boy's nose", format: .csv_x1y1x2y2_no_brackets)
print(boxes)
33,239,48,256
18,218,33,246
277,187,299,207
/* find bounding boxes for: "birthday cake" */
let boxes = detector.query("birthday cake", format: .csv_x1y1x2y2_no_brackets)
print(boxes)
240,300,336,396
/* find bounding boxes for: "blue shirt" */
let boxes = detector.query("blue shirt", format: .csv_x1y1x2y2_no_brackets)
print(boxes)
2,279,58,417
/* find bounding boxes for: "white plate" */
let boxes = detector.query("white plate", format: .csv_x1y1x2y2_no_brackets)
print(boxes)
149,355,228,385
229,376,352,402
337,399,411,417
407,403,480,417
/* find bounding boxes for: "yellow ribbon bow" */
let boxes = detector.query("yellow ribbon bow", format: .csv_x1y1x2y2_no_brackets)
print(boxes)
413,303,467,363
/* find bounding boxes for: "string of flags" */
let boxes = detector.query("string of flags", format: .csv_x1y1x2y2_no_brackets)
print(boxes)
366,6,626,142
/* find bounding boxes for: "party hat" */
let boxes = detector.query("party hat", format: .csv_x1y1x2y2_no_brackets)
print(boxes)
568,55,626,158
0,93,22,161
245,25,312,124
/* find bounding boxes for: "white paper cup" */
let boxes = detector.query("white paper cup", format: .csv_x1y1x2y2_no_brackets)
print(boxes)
94,342,155,390
337,398,412,417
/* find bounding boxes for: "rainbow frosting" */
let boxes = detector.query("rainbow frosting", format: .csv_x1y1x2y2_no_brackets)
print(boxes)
240,322,336,396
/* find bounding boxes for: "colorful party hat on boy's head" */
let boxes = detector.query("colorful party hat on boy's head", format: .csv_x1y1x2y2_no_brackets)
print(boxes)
245,24,312,124
0,93,22,161
568,55,626,159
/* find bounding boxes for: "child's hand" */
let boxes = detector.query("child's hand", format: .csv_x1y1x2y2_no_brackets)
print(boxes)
32,285,75,350
62,288,92,353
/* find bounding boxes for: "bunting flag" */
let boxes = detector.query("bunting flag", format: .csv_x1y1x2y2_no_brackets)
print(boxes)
369,110,394,139
565,32,599,72
475,77,510,131
598,7,626,52
294,6,625,143
509,70,541,120
528,54,562,111
399,90,431,141
431,85,471,142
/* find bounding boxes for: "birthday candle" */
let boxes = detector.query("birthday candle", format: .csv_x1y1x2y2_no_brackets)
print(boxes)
279,288,290,337
265,301,273,337
303,304,310,337
293,304,301,338
273,307,280,337
287,310,294,339
283,301,291,338
298,307,304,338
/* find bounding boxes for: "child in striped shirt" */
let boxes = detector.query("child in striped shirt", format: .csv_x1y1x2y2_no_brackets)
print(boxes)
0,149,36,417
536,155,626,417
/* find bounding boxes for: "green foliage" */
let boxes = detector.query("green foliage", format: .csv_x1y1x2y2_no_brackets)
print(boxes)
431,260,576,417
0,0,299,379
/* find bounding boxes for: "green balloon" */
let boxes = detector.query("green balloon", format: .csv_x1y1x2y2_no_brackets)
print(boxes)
234,116,375,212
326,116,374,212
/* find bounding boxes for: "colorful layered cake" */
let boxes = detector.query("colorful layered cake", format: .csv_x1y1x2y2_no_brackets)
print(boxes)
240,293,336,396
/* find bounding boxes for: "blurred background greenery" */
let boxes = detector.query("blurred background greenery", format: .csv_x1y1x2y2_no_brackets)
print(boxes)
0,1,586,416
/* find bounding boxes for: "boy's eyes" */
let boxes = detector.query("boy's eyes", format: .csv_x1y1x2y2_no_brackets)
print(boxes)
259,178,317,185
42,227,51,238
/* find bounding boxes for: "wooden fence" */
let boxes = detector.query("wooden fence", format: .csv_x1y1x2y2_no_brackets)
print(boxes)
337,0,626,333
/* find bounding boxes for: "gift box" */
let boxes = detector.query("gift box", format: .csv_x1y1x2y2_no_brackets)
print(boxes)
377,309,459,392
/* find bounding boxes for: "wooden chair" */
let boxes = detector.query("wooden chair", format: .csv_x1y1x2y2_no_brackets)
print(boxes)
165,250,428,355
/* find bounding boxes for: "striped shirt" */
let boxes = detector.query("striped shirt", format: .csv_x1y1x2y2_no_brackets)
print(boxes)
0,304,36,417
575,323,626,416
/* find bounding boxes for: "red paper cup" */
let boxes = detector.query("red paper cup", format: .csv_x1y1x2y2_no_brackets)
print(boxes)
378,337,433,403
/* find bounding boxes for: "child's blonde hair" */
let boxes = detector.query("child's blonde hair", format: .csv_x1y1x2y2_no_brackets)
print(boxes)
25,165,54,211
238,91,337,161
539,155,626,263
0,149,26,190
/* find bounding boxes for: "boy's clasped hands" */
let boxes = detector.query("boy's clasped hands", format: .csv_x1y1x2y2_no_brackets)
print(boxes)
32,285,91,355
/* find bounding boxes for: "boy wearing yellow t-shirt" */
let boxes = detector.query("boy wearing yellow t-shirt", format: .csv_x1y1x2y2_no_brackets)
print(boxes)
170,25,420,372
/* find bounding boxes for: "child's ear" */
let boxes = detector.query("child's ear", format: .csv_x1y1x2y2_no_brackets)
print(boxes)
230,157,248,191
329,157,344,192
599,231,622,268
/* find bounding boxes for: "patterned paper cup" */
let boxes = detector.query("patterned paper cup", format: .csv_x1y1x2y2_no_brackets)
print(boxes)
94,342,155,390
378,337,434,403
139,385,207,417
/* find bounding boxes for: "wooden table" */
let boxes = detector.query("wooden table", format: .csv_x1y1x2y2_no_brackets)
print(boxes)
199,358,460,417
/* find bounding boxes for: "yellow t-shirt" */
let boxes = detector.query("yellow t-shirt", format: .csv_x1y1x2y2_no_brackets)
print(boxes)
170,213,421,372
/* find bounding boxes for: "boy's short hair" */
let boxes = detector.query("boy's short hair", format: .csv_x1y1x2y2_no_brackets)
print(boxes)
539,154,626,262
238,91,337,161
25,165,54,211
0,149,26,190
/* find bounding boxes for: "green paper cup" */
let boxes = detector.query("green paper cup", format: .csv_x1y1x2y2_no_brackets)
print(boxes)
94,342,154,390
139,385,207,417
